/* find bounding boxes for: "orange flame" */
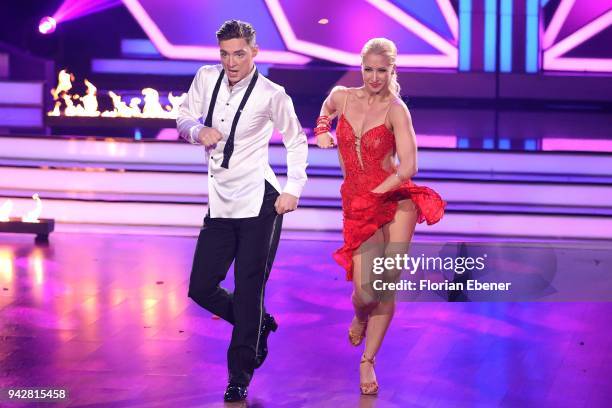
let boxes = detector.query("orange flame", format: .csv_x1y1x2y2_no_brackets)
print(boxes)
168,92,186,116
81,79,100,116
51,69,74,100
22,194,42,223
48,70,186,119
142,88,164,117
48,101,61,116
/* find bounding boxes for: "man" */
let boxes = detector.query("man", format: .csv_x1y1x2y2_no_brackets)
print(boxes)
177,20,308,402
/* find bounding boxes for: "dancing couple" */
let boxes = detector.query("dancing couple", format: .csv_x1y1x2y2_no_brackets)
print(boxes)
177,20,445,402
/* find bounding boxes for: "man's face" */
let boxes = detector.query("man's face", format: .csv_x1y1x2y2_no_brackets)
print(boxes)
219,38,258,85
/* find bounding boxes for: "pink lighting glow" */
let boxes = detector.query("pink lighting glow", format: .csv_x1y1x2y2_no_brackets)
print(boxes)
436,0,459,41
52,0,122,23
543,57,612,72
264,0,458,67
121,0,311,64
542,0,575,50
542,0,612,72
38,17,57,35
543,9,612,72
542,138,612,152
416,134,457,149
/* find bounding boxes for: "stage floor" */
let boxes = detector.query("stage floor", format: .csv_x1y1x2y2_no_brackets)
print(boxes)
0,232,610,407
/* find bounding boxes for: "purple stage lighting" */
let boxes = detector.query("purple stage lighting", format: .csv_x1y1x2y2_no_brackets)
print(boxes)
38,16,57,35
51,0,122,24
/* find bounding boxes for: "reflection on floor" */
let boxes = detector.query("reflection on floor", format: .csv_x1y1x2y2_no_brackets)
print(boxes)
1,232,611,407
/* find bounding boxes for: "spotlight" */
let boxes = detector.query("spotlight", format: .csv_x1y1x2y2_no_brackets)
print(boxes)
38,16,57,35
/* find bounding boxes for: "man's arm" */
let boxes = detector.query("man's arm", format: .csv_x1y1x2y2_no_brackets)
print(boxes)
270,89,308,213
177,67,207,145
177,66,224,154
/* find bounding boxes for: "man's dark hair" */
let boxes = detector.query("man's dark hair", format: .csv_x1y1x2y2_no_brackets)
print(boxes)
216,20,257,47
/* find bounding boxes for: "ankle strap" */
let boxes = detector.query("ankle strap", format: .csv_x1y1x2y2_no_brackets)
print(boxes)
360,354,376,365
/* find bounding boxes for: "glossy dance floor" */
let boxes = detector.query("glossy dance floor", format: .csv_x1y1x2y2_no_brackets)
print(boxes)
0,233,611,407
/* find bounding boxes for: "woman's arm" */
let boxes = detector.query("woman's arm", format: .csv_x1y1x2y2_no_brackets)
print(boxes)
371,101,418,193
320,86,345,118
316,86,346,148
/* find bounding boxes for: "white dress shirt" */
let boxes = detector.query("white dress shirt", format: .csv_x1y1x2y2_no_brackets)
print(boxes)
177,64,308,218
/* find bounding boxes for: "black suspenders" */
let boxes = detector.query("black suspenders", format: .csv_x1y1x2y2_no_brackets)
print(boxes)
203,69,224,127
203,68,260,169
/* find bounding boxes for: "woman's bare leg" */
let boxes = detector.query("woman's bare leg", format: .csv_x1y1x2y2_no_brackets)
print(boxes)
361,200,418,385
351,229,385,325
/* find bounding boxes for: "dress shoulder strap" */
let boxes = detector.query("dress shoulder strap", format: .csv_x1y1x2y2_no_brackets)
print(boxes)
341,88,350,115
383,97,396,124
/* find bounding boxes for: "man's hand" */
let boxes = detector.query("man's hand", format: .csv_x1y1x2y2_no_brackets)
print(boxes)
198,127,223,148
274,192,298,215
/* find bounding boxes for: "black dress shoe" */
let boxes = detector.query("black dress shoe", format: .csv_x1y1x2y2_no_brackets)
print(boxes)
254,313,278,368
224,383,247,402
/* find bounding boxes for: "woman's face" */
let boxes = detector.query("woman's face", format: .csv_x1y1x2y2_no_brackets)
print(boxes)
361,52,393,94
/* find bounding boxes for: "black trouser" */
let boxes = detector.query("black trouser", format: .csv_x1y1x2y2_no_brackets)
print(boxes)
188,181,283,386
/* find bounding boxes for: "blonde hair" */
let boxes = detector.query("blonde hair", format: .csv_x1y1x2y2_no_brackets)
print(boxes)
360,38,400,96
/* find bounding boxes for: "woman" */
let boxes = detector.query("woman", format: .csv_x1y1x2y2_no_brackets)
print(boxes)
315,38,445,395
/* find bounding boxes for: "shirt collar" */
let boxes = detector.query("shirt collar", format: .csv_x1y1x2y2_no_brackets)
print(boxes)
223,65,257,91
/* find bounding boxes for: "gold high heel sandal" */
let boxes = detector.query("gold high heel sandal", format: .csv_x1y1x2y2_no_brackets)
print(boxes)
348,317,368,346
359,354,379,395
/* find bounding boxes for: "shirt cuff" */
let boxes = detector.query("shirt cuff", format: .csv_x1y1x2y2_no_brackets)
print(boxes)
189,124,205,144
282,180,304,198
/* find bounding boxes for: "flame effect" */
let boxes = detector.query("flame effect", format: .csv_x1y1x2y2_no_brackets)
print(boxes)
51,69,73,100
0,199,13,222
82,79,100,115
48,69,186,119
22,194,43,223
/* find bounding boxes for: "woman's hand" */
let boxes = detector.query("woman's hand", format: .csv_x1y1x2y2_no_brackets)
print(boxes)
316,132,336,148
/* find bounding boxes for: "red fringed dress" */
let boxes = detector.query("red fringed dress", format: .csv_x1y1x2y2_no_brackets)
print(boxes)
333,114,446,280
